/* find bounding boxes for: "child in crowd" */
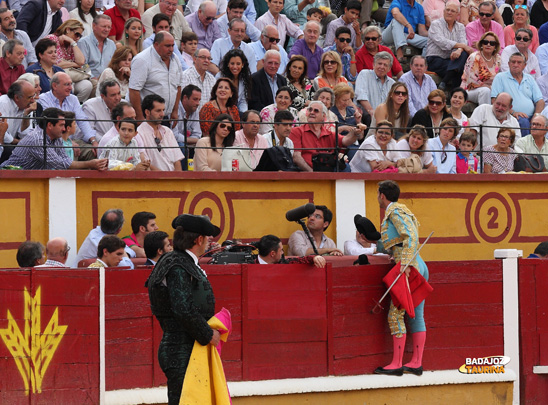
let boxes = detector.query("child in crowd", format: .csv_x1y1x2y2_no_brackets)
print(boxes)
181,32,198,68
456,131,479,174
61,111,76,161
307,7,323,23
100,118,151,171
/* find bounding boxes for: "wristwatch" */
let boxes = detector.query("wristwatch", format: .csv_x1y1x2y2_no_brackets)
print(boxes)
71,41,78,47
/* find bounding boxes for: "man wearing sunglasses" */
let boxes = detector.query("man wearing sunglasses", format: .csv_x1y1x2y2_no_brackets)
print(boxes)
250,25,289,74
465,1,505,51
0,8,36,68
186,1,222,50
254,0,303,50
500,27,541,80
355,25,402,79
323,26,358,82
324,0,362,50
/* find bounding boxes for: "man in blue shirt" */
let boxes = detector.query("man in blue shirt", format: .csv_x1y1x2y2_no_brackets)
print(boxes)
210,18,257,74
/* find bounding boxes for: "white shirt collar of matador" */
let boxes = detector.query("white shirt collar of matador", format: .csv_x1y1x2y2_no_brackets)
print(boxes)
186,249,207,276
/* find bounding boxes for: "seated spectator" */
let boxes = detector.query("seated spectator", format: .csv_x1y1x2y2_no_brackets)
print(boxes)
88,235,127,268
104,0,141,41
26,38,64,94
322,27,357,83
527,240,548,258
284,55,313,111
262,109,295,152
344,214,382,256
218,48,252,112
297,87,339,134
218,0,261,43
186,1,222,50
411,89,451,139
483,127,518,173
355,26,402,79
142,0,190,48
250,25,289,74
530,0,548,29
195,113,236,171
69,0,97,37
173,84,202,149
499,0,525,26
46,19,92,102
116,17,143,55
16,241,45,267
136,94,184,171
422,0,450,22
81,80,121,142
501,28,541,79
0,8,37,68
210,18,257,75
371,82,410,140
78,15,117,80
180,32,197,68
249,49,287,111
288,21,323,79
181,48,216,110
15,73,42,139
143,230,172,266
514,113,548,167
350,120,403,173
255,0,303,49
425,2,473,92
259,86,297,135
504,6,539,52
0,108,107,170
36,237,70,267
0,81,36,157
0,39,25,95
399,55,436,118
98,101,141,150
331,83,366,139
142,14,188,71
200,78,241,135
96,46,134,98
235,110,270,168
396,125,436,173
16,0,63,45
58,111,76,161
427,117,459,173
324,1,362,50
449,87,469,137
465,1,505,51
461,31,502,106
121,211,158,258
382,0,429,62
100,118,151,170
312,51,348,91
257,233,327,267
461,0,505,26
455,131,478,173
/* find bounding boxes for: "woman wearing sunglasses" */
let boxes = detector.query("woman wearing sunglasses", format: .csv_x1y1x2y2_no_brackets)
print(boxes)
370,82,410,140
411,89,451,139
483,127,518,173
503,5,539,51
427,117,459,174
285,55,314,111
312,51,348,91
195,114,236,172
500,27,541,78
461,31,501,106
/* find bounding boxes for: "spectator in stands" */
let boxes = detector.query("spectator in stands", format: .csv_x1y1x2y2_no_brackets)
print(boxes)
173,84,202,149
290,100,359,172
324,1,362,50
250,50,287,112
104,0,141,41
130,31,183,127
483,127,518,173
355,52,396,125
180,32,197,68
185,0,226,16
449,87,468,137
117,17,143,55
461,0,505,27
16,73,42,139
399,56,436,118
0,107,108,170
26,38,64,94
425,2,472,92
78,15,117,80
251,25,288,74
288,205,342,256
344,214,381,256
69,0,97,37
36,237,70,267
428,117,459,174
0,8,37,68
143,230,172,266
255,0,303,49
82,80,122,143
259,86,297,135
137,94,184,171
530,0,548,29
491,52,544,135
181,48,215,110
537,42,548,76
88,235,127,268
382,0,429,62
350,120,403,173
324,28,358,84
16,241,45,267
122,211,159,258
296,87,339,133
504,6,539,52
288,20,323,79
257,234,326,267
186,1,222,50
411,89,451,139
501,28,541,79
396,124,436,173
100,118,151,169
312,51,348,91
39,72,99,158
465,1,505,51
16,0,64,45
98,101,139,148
331,83,366,135
219,0,261,42
235,110,270,168
355,26,402,79
199,77,241,135
218,49,252,112
371,82,410,140
527,241,548,258
97,46,134,98
210,18,257,75
0,81,36,155
60,111,77,161
284,55,313,111
0,39,25,95
142,14,188,71
515,113,548,167
195,113,236,171
263,109,295,151
142,0,190,47
461,31,501,106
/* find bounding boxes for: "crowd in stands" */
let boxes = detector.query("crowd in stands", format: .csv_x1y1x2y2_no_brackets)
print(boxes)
2,0,548,173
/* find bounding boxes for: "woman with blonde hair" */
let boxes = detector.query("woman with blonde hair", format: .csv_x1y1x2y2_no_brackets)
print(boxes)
371,82,410,139
396,125,436,173
96,46,135,98
503,5,539,51
116,17,143,55
312,51,348,91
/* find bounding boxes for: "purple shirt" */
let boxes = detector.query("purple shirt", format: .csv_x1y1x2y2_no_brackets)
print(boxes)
465,19,505,51
186,11,222,50
288,39,324,79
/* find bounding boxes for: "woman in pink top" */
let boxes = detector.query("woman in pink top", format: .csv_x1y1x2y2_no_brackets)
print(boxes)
503,6,539,52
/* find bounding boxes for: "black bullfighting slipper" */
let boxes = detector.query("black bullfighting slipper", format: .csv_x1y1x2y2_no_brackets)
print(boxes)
374,366,404,376
403,366,423,376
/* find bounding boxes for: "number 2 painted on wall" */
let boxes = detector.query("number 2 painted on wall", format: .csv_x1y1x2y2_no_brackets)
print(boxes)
487,206,498,229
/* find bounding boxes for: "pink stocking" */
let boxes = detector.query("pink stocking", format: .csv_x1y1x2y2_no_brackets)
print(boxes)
384,334,406,369
404,331,426,368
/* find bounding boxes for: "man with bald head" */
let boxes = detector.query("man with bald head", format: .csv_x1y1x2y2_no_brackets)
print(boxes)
250,25,289,73
129,30,183,125
186,1,222,50
0,80,36,156
36,237,70,267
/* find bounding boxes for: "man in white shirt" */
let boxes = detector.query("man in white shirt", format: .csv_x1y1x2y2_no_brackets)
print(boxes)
0,80,35,156
80,80,121,142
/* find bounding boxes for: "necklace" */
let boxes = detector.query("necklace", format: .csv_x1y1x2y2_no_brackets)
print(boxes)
481,52,493,62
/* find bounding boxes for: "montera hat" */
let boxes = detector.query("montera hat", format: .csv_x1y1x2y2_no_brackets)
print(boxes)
172,214,221,237
354,214,381,241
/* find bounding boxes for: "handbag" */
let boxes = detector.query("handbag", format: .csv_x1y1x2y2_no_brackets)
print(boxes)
397,154,423,173
254,146,299,171
311,153,346,172
65,67,91,83
513,154,546,173
221,146,254,172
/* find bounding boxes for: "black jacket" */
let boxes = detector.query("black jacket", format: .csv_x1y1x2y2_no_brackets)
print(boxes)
17,0,63,43
249,68,287,112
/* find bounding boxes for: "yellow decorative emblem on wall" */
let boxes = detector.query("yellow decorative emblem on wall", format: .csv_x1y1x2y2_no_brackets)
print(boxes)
0,286,68,394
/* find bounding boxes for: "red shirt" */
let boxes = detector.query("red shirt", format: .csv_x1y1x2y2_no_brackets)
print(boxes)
355,45,402,78
289,124,345,168
104,6,141,41
0,58,25,95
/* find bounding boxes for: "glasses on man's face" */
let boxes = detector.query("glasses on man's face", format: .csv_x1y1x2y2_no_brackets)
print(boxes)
265,35,281,43
205,16,215,21
394,90,408,96
515,35,531,42
163,0,177,7
478,12,493,17
154,137,162,152
480,39,497,46
364,36,379,41
219,123,233,130
197,55,212,61
323,60,337,65
337,37,351,43
441,151,447,164
309,213,323,220
429,100,443,106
